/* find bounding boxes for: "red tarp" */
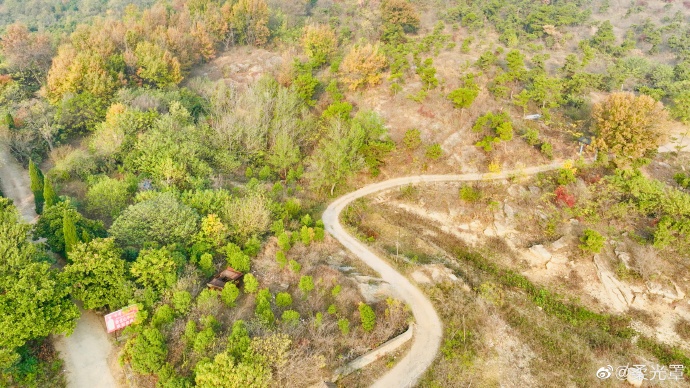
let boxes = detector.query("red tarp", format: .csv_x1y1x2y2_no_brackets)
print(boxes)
104,305,139,333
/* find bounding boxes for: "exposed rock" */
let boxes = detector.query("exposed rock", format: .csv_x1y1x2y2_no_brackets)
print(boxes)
504,203,516,219
494,221,510,237
646,280,686,301
528,186,541,195
550,236,568,251
529,245,552,262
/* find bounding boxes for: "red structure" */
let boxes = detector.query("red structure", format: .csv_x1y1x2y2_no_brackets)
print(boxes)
105,305,139,333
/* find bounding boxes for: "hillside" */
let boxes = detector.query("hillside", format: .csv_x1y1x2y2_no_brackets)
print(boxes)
1,0,689,387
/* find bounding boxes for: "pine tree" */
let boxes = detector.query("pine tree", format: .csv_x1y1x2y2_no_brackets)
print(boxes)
63,209,78,257
43,177,57,208
28,159,44,214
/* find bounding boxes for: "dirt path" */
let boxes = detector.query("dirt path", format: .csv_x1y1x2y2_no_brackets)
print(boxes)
0,141,120,388
322,161,566,387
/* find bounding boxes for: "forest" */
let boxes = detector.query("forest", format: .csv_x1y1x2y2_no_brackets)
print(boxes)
1,0,690,387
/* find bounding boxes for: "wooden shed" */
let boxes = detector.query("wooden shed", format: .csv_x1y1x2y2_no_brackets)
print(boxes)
207,267,244,291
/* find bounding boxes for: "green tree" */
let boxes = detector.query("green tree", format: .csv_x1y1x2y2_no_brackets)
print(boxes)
221,283,240,307
130,247,179,294
28,159,44,214
34,201,106,256
254,288,275,326
275,292,292,307
123,327,168,375
63,238,132,310
63,209,79,256
243,273,259,294
359,303,376,332
108,193,200,251
134,41,183,88
0,198,79,369
227,320,251,360
172,290,192,315
43,177,57,208
85,177,133,223
301,24,337,67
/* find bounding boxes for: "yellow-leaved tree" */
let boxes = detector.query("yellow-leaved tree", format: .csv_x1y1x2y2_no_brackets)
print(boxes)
301,24,337,67
339,43,388,91
592,92,670,167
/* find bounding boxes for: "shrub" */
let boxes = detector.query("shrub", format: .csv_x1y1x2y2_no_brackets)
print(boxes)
579,229,605,253
338,318,350,335
359,303,376,332
425,143,443,160
300,225,312,246
255,288,275,326
540,142,554,159
403,129,422,150
151,305,175,328
281,310,300,325
289,259,301,273
331,284,342,298
299,275,314,295
276,251,287,268
522,127,540,146
459,185,482,202
275,292,293,307
243,273,259,294
221,283,240,307
556,165,577,186
277,232,291,251
313,227,325,242
327,304,337,315
554,186,576,208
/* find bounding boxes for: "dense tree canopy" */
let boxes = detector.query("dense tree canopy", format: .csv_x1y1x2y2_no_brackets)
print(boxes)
0,198,79,369
108,192,200,251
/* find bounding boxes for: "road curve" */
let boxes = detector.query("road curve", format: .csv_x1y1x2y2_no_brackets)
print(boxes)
322,161,566,387
0,142,119,388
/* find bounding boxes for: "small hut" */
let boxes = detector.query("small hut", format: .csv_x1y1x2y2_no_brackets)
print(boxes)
207,267,244,291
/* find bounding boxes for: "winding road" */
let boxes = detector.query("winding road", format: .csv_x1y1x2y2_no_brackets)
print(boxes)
322,161,568,387
0,142,120,388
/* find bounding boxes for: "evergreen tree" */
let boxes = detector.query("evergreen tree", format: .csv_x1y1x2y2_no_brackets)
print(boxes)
28,159,44,214
63,209,79,256
43,177,57,208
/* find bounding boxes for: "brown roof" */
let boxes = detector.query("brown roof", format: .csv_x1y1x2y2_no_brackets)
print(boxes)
219,267,243,281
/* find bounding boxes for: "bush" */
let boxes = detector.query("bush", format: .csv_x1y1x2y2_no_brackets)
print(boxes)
255,289,275,326
338,318,350,335
554,186,576,208
540,142,554,159
459,185,482,202
221,283,240,307
298,275,314,295
359,303,376,332
152,305,175,328
522,127,540,146
276,251,287,268
243,273,259,294
327,304,337,315
275,292,293,307
281,310,300,325
331,284,342,298
300,226,312,246
579,229,605,253
289,259,301,273
425,143,443,160
403,129,422,150
277,232,291,251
